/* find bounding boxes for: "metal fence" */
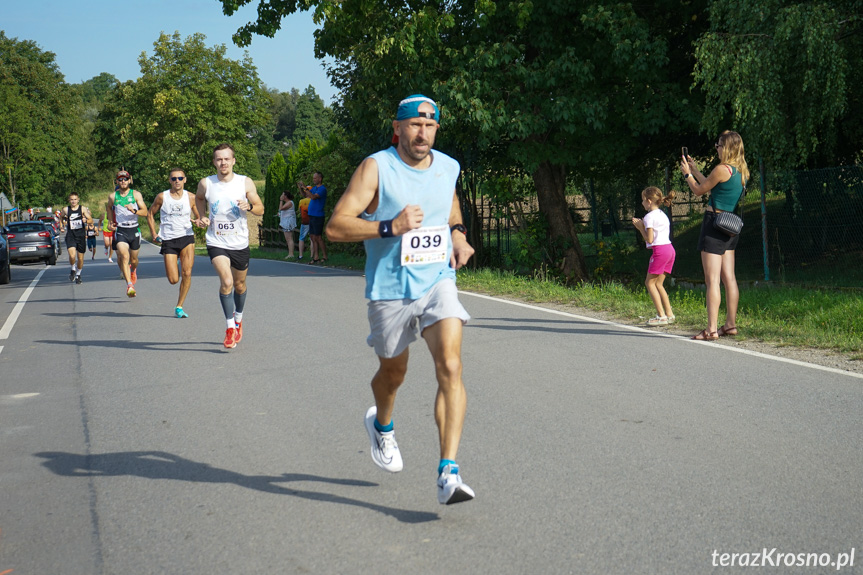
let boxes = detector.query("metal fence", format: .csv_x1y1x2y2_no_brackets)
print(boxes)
465,165,863,286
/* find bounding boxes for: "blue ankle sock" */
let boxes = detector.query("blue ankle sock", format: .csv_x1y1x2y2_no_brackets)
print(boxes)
438,459,458,475
374,418,393,433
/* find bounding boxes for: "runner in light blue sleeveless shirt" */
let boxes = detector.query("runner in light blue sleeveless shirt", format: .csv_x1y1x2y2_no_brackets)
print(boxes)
361,146,461,301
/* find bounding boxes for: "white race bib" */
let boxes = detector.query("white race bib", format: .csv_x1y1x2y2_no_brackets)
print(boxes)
213,216,239,237
70,219,83,230
400,225,448,266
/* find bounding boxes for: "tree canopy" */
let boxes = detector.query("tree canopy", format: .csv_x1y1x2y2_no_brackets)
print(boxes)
94,32,270,202
693,0,863,168
0,32,89,207
219,0,707,280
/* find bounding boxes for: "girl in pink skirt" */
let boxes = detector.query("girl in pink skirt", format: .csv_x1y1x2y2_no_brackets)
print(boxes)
632,187,676,326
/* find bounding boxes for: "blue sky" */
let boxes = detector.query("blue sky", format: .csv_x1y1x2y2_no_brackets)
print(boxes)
3,0,338,103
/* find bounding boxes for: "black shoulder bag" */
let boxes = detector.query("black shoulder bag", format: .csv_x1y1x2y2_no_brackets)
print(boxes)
712,173,744,236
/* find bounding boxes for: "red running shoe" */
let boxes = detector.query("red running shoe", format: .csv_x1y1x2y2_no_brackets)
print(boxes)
223,327,238,349
235,321,243,343
131,268,137,284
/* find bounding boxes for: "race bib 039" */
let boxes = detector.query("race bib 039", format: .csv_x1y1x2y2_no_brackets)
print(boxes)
400,225,448,266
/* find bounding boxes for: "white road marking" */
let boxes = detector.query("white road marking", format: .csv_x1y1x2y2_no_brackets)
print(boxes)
461,291,863,380
7,393,40,399
0,267,47,341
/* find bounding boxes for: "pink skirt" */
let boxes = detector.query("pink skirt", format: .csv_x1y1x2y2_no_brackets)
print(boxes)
647,243,675,275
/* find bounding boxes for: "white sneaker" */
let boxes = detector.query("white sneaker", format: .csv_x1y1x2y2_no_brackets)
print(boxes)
437,464,475,505
646,315,668,326
364,406,403,472
108,257,114,263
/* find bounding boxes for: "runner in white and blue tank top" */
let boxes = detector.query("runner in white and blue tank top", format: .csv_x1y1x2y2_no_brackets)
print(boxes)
146,168,200,318
326,94,477,505
194,144,265,349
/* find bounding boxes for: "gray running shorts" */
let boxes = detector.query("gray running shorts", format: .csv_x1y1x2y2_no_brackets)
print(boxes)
366,278,470,359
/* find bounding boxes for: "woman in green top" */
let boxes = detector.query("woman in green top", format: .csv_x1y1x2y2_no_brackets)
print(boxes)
680,130,750,341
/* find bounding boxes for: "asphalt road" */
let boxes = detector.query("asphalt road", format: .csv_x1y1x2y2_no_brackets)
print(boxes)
1,244,861,574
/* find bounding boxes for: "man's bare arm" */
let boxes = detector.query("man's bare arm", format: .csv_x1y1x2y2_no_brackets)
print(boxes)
194,179,209,226
448,190,474,270
244,178,265,216
147,194,163,238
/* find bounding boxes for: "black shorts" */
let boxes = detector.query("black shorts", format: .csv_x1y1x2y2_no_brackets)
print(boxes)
113,226,141,251
207,245,250,270
309,215,325,236
65,232,86,252
697,211,740,255
86,236,97,249
160,235,195,256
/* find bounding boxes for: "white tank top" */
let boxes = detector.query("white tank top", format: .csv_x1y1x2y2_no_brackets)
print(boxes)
159,190,194,240
204,174,249,249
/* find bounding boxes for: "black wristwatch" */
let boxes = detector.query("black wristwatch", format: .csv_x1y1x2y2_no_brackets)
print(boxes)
450,224,467,235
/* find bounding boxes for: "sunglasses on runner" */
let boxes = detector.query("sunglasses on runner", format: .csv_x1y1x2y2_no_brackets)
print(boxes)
117,177,130,181
170,176,185,181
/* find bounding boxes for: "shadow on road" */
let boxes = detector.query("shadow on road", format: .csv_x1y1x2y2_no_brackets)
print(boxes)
35,450,439,524
468,316,657,337
42,311,167,319
37,339,226,354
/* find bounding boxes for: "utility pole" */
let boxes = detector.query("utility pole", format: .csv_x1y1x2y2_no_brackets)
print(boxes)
6,164,14,206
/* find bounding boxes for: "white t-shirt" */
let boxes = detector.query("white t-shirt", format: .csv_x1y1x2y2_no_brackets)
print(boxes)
642,209,671,247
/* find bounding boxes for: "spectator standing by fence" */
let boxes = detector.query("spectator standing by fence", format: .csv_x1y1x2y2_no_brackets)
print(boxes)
278,190,297,260
681,130,749,340
306,171,328,264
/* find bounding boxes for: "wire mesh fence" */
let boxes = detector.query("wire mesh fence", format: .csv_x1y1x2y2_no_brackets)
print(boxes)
464,165,863,287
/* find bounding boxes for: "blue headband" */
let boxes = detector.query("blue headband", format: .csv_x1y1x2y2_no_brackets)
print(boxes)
396,94,440,122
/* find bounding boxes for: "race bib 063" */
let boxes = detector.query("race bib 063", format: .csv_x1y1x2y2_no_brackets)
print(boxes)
400,225,448,266
213,216,239,237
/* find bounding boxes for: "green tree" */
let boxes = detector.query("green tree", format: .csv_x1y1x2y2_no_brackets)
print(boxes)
273,88,300,142
693,0,863,168
255,85,336,175
219,0,706,281
77,72,119,123
293,85,334,143
0,32,89,208
264,152,287,223
93,32,270,202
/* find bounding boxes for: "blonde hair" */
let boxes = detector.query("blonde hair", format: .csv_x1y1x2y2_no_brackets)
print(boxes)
717,130,750,186
642,186,676,208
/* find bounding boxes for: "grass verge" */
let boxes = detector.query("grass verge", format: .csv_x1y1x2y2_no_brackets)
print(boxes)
456,269,862,356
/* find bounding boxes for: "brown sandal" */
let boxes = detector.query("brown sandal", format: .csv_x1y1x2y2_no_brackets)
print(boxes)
691,329,719,341
718,325,738,337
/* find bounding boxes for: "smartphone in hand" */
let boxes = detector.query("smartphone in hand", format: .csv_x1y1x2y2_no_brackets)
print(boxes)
682,146,688,157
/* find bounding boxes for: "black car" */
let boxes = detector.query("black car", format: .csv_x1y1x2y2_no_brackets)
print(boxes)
0,227,10,284
5,221,57,265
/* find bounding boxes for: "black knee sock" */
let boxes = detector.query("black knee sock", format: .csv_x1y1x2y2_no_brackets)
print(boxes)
219,292,234,320
233,289,246,315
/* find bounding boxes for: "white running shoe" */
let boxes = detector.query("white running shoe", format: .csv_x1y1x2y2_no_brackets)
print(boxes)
437,464,475,505
364,406,403,473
